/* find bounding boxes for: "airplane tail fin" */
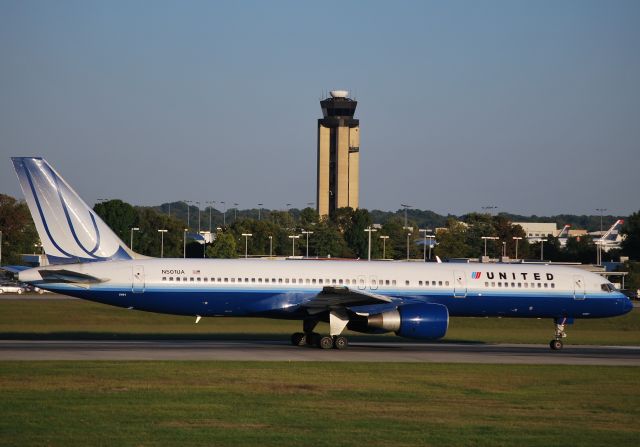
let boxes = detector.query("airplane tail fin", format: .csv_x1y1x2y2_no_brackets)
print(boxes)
12,157,139,264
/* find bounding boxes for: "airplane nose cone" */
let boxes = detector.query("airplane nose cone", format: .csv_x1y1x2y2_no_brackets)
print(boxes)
623,298,634,313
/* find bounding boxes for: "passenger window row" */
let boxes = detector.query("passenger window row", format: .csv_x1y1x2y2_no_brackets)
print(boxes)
483,281,555,289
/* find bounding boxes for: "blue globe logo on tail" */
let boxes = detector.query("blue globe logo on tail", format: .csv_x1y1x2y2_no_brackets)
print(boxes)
12,157,134,264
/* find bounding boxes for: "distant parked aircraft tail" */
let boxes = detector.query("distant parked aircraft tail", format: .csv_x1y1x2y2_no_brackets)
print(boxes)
12,157,139,264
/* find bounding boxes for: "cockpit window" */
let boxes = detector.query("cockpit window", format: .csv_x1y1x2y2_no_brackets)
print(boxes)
601,283,616,292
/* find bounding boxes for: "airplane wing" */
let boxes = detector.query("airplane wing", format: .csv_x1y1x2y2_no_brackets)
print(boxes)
303,286,393,312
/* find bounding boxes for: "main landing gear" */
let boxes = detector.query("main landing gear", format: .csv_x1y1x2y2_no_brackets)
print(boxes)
549,318,568,350
290,332,349,350
290,314,350,349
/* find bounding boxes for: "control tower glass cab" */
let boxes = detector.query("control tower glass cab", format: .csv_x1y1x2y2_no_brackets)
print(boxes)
317,90,360,217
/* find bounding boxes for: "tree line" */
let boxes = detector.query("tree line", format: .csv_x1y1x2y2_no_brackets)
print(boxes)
1,192,640,289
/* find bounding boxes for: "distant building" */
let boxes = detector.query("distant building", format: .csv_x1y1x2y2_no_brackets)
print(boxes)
317,90,360,217
512,222,558,242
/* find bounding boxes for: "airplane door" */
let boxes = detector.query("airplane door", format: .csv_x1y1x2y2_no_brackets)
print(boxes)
370,275,378,291
453,271,467,298
358,276,366,290
132,265,145,294
573,275,585,300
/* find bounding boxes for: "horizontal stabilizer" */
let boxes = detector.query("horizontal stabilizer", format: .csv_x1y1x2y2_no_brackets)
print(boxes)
0,265,31,274
38,269,105,284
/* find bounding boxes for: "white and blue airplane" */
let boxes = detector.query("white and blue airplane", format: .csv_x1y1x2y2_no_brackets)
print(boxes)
9,157,633,350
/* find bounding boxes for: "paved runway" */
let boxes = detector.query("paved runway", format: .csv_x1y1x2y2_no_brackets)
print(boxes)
1,339,638,365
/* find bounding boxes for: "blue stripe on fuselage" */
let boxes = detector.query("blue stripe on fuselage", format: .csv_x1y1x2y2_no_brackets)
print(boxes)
37,283,631,320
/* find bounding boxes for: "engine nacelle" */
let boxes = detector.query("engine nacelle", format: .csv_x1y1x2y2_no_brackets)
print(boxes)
367,303,449,340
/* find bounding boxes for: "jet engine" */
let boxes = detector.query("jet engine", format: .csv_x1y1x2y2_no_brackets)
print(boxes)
358,303,449,340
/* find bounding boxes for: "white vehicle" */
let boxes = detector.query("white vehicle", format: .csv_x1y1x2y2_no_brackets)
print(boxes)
0,283,24,294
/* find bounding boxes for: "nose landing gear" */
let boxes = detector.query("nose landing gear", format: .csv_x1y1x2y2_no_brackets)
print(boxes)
549,318,569,350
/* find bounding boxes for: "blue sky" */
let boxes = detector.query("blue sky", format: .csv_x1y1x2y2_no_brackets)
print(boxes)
1,0,638,216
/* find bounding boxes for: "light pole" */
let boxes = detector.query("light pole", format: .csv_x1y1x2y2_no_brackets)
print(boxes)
184,200,192,230
199,231,210,258
158,229,168,258
379,235,389,260
539,238,548,261
481,236,499,258
364,226,377,261
512,236,522,260
288,235,300,257
258,203,263,221
0,230,2,266
419,229,432,262
221,201,226,226
195,202,202,233
183,228,188,258
302,230,314,258
130,227,140,251
401,204,412,229
596,208,607,265
207,201,215,232
233,203,239,222
269,235,273,257
502,241,506,258
241,233,252,258
426,235,435,260
406,232,412,261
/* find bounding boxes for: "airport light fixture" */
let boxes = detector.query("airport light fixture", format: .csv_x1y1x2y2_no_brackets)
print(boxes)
301,230,314,258
241,233,252,258
233,203,239,222
512,236,523,260
400,204,412,229
288,235,300,257
257,203,263,221
130,227,140,251
269,235,273,257
364,226,377,261
539,238,548,261
502,241,506,258
406,232,412,261
158,229,168,258
379,235,389,260
220,201,226,226
481,236,499,257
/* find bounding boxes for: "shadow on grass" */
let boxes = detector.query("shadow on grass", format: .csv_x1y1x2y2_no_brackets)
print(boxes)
0,331,486,344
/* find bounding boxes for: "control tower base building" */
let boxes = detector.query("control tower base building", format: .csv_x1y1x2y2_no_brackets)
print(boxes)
317,90,360,217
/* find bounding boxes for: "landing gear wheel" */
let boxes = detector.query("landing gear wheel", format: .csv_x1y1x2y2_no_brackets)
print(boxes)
291,332,306,346
333,336,348,350
319,336,334,350
550,339,563,350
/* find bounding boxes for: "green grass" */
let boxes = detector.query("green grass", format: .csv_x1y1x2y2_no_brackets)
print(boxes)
0,362,638,447
0,298,638,345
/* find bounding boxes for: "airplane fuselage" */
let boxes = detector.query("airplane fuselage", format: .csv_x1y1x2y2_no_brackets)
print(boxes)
21,258,632,320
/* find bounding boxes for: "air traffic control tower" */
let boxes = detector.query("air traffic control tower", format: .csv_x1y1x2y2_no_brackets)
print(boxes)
317,90,360,217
